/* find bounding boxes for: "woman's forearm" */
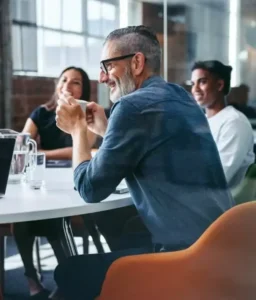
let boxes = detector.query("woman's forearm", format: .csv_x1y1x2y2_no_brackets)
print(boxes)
41,147,72,160
41,131,96,160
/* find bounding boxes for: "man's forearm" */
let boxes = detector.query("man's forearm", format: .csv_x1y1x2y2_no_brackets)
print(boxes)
72,127,92,168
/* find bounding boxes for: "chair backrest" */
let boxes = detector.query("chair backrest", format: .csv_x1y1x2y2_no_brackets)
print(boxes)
99,202,256,300
231,164,256,204
185,201,256,299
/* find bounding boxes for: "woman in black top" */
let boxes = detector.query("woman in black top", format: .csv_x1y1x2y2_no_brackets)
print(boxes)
23,66,95,159
12,66,95,299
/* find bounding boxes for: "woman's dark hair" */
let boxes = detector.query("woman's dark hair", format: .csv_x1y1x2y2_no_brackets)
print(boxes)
191,60,232,96
44,66,91,111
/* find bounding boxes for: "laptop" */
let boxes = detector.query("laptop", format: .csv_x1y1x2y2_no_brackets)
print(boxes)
0,138,16,197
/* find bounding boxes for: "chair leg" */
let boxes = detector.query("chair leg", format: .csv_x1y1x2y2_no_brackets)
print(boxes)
0,236,6,298
61,218,78,256
35,237,42,275
83,217,104,253
82,231,89,254
91,228,105,253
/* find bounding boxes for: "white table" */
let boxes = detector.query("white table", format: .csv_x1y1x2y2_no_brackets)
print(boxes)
1,168,132,223
2,168,133,255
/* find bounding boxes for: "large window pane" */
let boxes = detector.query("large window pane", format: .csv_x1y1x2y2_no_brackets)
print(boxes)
38,30,62,76
40,0,61,29
62,34,86,69
102,2,117,36
12,25,22,71
36,0,43,26
128,0,142,26
11,0,37,23
12,25,37,72
62,0,83,32
87,37,103,79
21,27,37,71
87,0,119,37
87,0,102,36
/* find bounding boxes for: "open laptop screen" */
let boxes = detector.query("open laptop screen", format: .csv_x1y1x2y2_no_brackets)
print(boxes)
0,138,16,197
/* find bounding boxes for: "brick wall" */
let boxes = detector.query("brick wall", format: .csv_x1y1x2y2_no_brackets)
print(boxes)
12,75,98,131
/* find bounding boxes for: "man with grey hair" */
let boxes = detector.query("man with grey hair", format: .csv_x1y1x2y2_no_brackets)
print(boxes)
100,25,161,103
54,25,233,299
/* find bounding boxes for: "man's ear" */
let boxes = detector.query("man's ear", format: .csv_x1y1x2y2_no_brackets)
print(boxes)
217,79,225,93
131,52,146,76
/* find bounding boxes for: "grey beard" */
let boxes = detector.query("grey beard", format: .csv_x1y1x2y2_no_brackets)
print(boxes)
110,67,136,103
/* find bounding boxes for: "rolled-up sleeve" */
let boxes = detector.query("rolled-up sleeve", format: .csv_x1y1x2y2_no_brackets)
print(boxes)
74,160,91,202
73,100,151,203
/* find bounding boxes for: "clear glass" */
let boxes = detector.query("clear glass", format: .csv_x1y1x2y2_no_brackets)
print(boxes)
87,0,101,36
38,29,62,76
101,2,117,37
62,0,83,32
42,0,61,29
87,37,103,79
21,26,37,71
0,130,37,184
27,152,46,189
62,34,86,68
12,25,22,71
11,0,37,23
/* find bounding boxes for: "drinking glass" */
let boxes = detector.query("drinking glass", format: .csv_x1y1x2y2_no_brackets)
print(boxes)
27,152,46,189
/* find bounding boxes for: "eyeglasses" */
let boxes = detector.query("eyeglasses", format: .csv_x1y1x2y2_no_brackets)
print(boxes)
100,53,136,74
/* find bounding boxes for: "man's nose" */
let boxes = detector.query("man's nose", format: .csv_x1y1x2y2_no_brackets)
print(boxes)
99,70,108,83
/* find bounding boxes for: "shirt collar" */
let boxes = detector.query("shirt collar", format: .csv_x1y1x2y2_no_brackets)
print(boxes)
141,75,164,89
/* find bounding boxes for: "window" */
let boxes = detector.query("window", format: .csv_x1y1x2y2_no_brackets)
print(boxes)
22,26,38,71
62,0,83,32
12,25,37,72
38,30,62,75
87,0,118,37
12,25,22,71
87,37,103,79
12,0,120,78
63,34,86,67
37,0,61,29
12,0,37,23
102,2,117,36
88,0,102,36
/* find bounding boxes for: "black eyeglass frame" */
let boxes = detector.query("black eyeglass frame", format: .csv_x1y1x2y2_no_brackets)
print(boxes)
100,53,136,74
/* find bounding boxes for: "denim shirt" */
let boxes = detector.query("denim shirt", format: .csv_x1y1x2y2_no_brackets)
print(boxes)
74,76,234,247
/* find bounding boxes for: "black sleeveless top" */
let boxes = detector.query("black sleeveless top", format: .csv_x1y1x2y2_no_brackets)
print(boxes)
30,106,72,150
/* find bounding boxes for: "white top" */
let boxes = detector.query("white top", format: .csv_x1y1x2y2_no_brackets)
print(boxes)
208,106,255,188
0,168,132,224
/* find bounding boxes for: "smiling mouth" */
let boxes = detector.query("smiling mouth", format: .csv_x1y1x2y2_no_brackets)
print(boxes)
106,82,116,90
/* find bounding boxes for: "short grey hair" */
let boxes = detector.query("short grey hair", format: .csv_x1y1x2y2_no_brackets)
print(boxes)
104,25,161,74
